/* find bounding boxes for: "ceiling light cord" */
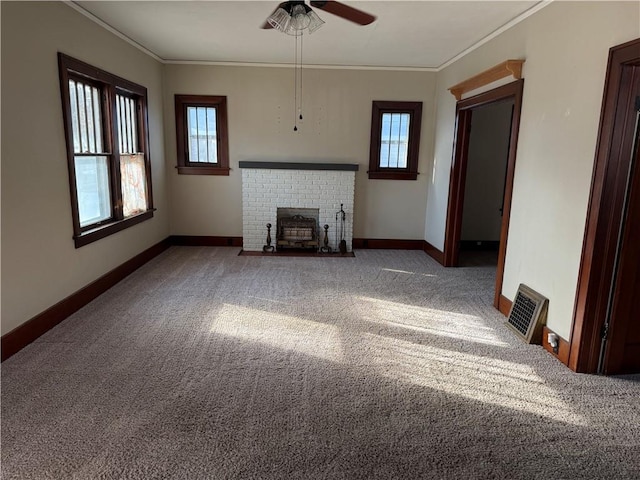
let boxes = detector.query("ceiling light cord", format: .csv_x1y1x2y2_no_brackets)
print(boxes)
264,3,328,132
293,32,304,132
293,33,299,131
299,32,303,122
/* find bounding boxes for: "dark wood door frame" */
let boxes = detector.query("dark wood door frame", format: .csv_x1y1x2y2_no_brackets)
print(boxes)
443,79,524,309
569,38,640,374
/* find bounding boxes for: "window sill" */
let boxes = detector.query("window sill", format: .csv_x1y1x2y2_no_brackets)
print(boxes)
368,171,418,180
74,210,155,248
177,166,230,176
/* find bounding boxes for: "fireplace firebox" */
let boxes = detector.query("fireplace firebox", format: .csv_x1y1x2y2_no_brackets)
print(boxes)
277,208,319,251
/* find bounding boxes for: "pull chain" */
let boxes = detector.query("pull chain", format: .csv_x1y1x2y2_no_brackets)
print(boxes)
299,33,303,121
293,32,304,131
293,33,298,131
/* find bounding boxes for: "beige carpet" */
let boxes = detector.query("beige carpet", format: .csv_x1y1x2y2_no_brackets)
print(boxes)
2,247,639,479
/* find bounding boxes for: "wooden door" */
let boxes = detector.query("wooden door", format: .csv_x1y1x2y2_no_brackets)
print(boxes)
570,39,640,374
603,93,640,374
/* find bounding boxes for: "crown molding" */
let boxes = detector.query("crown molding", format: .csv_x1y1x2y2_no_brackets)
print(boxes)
65,1,164,63
437,0,554,71
164,59,438,72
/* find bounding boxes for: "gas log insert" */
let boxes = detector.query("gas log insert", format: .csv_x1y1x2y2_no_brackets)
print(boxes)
276,208,319,251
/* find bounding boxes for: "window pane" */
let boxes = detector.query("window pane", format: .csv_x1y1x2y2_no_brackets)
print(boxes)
84,85,96,153
187,106,199,162
380,113,391,168
379,112,410,169
92,89,103,153
76,82,88,153
398,114,410,168
116,95,124,152
197,107,208,162
69,80,81,152
116,94,138,154
120,153,148,217
125,97,132,153
69,79,103,154
74,155,111,227
129,98,137,153
186,106,217,164
206,107,218,164
390,113,401,168
389,113,400,168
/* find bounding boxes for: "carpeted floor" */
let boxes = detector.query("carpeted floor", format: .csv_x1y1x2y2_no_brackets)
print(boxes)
2,247,639,479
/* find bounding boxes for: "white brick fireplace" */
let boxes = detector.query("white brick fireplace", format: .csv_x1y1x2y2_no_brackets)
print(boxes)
239,161,358,252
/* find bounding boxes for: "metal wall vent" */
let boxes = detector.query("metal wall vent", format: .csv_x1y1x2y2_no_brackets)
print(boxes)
506,284,548,344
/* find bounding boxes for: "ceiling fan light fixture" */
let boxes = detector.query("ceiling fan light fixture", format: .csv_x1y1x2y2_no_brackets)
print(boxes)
290,4,311,30
267,7,291,32
306,10,325,34
268,2,324,35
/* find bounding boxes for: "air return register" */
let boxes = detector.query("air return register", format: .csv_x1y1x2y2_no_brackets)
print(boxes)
506,284,548,344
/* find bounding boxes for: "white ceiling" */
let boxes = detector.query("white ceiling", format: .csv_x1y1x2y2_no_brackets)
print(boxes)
72,1,543,70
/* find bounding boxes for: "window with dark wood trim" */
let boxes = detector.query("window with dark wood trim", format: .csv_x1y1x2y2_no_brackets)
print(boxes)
175,95,230,175
58,53,154,248
368,101,422,180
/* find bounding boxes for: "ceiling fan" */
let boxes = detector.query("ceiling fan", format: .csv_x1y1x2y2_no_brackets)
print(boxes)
261,1,377,31
262,1,375,131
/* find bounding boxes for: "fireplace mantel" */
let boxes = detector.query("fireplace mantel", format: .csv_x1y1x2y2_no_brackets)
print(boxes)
239,161,359,172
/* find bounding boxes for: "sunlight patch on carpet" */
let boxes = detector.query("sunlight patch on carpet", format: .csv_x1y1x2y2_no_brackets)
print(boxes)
362,332,587,426
212,303,344,362
355,296,508,347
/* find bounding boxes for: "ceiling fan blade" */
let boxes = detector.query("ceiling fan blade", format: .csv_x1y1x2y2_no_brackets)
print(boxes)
310,1,376,25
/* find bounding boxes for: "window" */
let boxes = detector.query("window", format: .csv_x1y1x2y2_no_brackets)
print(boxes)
58,53,154,248
175,95,229,175
368,101,422,180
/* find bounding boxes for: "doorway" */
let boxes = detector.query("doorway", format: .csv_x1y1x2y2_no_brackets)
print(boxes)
443,80,524,310
570,38,640,375
458,99,514,268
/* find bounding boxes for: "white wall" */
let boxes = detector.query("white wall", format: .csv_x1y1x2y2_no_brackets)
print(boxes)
1,2,169,335
426,1,640,339
461,100,513,242
163,65,435,240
